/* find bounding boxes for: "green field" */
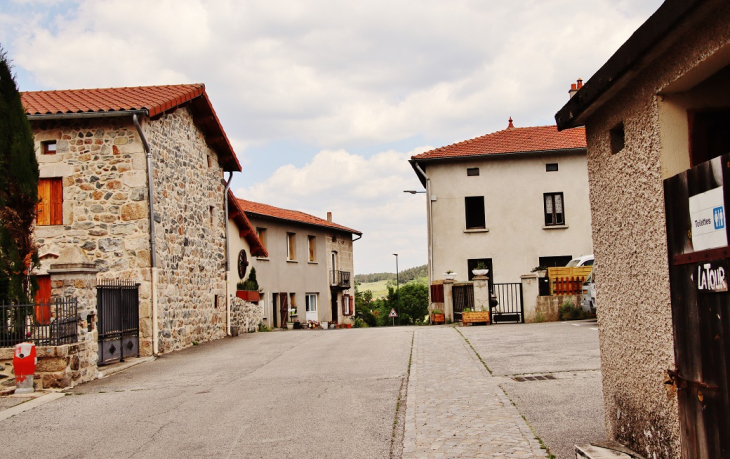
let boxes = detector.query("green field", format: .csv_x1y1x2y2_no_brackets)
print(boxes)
359,276,428,299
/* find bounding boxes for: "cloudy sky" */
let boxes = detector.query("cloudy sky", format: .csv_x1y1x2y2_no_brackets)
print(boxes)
1,0,662,274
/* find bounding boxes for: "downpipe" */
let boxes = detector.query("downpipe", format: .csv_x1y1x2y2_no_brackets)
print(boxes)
223,172,233,335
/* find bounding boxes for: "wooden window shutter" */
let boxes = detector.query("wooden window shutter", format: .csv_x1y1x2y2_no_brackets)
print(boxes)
37,179,50,226
50,178,63,225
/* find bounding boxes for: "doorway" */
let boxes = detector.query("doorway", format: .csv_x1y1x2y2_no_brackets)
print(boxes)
272,293,279,328
331,291,338,324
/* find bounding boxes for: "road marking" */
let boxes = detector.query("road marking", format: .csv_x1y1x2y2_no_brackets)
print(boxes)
0,392,66,422
590,328,598,331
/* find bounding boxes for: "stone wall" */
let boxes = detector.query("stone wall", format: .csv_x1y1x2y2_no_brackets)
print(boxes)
533,294,582,322
0,344,91,390
229,297,263,334
146,107,227,353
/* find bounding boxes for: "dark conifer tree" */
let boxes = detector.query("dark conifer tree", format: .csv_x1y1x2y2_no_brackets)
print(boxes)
0,47,39,303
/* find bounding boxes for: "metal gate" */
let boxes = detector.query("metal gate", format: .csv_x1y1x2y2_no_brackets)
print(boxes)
491,283,524,323
97,280,140,365
664,154,730,458
452,284,474,322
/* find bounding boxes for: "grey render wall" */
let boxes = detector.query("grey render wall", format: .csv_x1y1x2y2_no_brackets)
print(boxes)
427,151,593,284
246,217,331,326
581,4,730,457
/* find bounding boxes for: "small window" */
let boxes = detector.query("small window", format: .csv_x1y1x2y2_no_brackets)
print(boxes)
306,294,317,313
467,167,480,176
546,163,558,172
214,294,219,309
256,228,267,251
308,235,316,262
610,122,625,154
464,196,486,229
287,233,296,260
544,192,565,226
42,140,57,155
37,178,63,226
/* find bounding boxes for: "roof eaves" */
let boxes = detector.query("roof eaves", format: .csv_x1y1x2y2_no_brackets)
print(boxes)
412,147,587,163
555,0,708,130
244,211,362,236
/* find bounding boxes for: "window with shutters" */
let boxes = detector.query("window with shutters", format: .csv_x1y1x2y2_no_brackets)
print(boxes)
308,235,316,262
287,233,296,261
543,192,565,226
37,178,63,226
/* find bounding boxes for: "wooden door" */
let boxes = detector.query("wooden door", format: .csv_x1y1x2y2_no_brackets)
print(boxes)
664,154,730,458
34,275,51,325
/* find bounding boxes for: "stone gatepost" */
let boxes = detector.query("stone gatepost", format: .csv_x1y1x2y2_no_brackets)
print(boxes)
44,247,100,387
472,276,490,311
443,279,454,322
521,274,539,323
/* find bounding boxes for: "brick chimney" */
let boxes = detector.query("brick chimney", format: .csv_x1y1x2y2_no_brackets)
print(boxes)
507,117,514,129
568,78,583,99
327,211,332,222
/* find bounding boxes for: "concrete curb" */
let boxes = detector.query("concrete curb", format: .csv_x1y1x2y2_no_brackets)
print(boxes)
0,392,66,422
97,356,155,380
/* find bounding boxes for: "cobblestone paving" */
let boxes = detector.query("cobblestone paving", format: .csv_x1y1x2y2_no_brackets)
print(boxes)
403,327,545,458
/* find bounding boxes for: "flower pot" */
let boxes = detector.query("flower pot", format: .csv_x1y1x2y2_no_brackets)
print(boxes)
286,322,294,330
431,313,445,324
443,273,456,280
236,290,260,302
321,322,329,330
472,269,489,276
345,323,352,329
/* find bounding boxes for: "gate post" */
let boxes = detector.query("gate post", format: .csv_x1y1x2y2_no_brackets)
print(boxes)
521,274,538,322
46,247,99,386
472,276,490,311
443,279,454,322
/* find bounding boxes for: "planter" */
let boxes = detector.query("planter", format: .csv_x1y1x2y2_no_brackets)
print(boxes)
462,311,490,326
345,323,352,329
236,290,260,302
321,322,329,330
286,322,294,330
472,269,489,276
443,273,456,280
535,270,547,278
430,313,445,325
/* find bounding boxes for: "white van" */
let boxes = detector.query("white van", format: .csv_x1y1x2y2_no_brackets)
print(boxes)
567,254,594,267
581,264,596,314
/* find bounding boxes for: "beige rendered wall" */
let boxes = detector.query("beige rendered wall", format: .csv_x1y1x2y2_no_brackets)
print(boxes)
326,229,356,324
247,217,331,327
428,152,593,284
581,4,730,457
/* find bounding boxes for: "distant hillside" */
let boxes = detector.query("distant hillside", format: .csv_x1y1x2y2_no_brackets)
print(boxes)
355,264,427,284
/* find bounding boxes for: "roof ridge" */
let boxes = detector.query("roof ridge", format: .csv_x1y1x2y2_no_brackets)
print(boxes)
22,83,205,95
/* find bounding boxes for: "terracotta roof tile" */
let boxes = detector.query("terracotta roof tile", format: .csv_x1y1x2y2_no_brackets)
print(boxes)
21,84,241,172
412,124,586,161
236,198,362,235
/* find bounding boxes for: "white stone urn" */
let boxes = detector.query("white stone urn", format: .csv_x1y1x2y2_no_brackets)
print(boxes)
472,269,489,276
286,322,294,330
443,272,456,280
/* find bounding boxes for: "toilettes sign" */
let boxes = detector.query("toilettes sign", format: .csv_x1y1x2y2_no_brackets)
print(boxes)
689,186,727,251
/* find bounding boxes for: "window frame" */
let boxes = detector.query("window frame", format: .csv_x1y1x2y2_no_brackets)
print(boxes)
308,235,316,262
464,196,486,230
305,293,317,313
256,228,267,253
543,192,565,226
37,177,63,226
41,140,57,155
287,232,297,261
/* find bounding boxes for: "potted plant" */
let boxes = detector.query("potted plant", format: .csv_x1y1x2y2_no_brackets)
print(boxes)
462,308,490,325
236,267,260,302
531,266,548,278
472,262,489,276
443,270,456,280
431,308,445,325
287,306,297,330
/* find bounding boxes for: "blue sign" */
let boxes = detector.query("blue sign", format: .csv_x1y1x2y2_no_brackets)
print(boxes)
714,206,725,230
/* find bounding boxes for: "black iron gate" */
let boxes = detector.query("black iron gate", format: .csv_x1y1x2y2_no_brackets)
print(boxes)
97,280,140,365
664,154,730,458
491,283,524,323
452,284,474,322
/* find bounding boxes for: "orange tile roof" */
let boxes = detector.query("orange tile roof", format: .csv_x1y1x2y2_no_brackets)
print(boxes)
228,190,268,258
21,84,241,171
412,124,586,161
236,198,362,235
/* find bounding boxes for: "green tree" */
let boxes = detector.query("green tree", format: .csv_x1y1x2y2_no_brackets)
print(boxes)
354,282,376,326
0,48,39,303
395,282,429,325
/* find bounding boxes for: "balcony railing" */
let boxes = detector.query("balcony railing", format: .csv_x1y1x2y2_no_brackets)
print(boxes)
330,270,351,288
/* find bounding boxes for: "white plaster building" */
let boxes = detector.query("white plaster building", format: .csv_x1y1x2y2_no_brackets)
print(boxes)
410,119,592,286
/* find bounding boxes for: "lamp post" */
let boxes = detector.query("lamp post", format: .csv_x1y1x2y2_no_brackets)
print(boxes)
403,190,426,194
393,253,400,326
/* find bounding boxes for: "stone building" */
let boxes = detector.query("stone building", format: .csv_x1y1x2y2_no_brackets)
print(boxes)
555,0,730,457
229,196,361,328
409,119,592,286
23,84,241,360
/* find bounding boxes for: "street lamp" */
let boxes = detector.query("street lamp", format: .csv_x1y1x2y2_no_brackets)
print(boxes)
403,190,426,194
393,253,400,326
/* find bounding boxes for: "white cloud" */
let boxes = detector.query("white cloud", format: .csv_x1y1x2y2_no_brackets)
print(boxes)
236,147,430,274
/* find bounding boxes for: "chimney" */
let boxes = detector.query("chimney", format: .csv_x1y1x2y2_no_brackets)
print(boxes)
327,211,332,222
568,78,583,99
507,117,514,129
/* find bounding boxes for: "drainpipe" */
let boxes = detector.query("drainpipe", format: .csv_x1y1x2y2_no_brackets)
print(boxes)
413,162,433,282
223,172,233,335
133,114,159,356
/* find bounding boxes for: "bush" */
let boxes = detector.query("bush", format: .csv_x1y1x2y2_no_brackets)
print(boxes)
559,300,585,320
353,317,368,328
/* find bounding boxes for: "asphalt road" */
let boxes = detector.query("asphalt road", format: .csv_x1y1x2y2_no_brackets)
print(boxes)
460,319,605,459
0,327,413,459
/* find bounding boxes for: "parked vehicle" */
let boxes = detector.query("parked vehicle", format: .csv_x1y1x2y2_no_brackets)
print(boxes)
567,254,594,267
581,265,596,314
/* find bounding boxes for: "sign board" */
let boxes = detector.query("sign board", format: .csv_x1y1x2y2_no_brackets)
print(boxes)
389,308,398,318
695,260,728,293
689,186,727,251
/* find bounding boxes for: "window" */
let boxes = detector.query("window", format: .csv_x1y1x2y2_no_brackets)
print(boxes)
464,196,486,229
467,258,492,282
610,122,625,154
308,235,316,262
343,294,352,316
287,233,296,260
37,178,63,226
689,109,730,166
306,294,317,313
42,140,57,155
544,192,565,226
206,155,212,168
256,228,267,251
467,167,480,176
546,163,558,172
